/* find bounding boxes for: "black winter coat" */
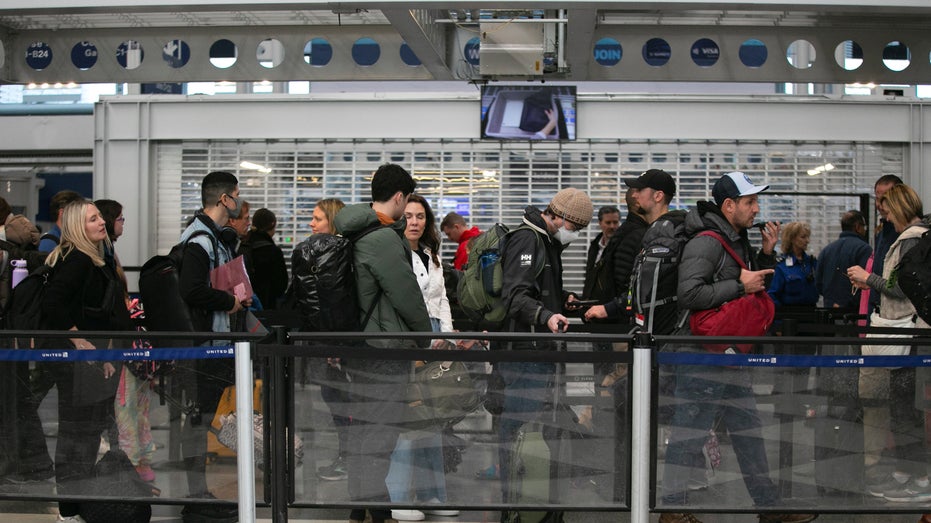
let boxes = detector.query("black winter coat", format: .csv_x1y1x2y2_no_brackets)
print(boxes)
601,212,649,320
500,206,565,348
241,229,288,309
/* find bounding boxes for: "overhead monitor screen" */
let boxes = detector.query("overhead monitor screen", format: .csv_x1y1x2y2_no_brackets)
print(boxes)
481,85,577,141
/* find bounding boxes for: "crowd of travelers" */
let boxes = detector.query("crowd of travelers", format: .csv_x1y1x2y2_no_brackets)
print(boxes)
2,166,930,523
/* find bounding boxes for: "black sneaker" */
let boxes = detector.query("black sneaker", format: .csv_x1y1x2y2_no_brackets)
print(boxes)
182,493,238,523
3,466,54,484
317,455,348,481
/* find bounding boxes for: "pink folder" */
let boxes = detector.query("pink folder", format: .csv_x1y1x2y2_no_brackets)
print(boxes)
210,255,254,302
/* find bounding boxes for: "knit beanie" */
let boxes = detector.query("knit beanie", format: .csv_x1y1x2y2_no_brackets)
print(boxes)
549,188,593,228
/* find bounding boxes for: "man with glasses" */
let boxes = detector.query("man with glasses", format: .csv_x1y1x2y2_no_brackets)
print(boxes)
496,188,593,520
815,209,872,310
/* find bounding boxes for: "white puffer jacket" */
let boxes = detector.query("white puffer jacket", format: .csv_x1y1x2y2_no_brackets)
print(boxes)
411,246,453,333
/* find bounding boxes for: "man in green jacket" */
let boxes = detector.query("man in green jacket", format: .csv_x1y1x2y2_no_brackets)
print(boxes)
333,163,432,523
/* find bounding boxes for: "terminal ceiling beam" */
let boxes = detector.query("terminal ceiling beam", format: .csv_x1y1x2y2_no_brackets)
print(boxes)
380,8,454,80
3,2,931,84
565,8,598,81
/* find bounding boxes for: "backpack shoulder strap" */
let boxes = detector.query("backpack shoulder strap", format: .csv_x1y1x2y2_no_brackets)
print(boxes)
39,232,59,245
695,230,748,270
343,223,386,329
344,222,385,244
184,229,220,268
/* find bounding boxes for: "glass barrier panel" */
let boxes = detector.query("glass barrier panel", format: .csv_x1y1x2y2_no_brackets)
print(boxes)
0,342,246,519
291,336,632,512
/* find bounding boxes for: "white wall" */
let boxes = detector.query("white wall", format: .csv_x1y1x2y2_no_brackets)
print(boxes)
1,93,929,269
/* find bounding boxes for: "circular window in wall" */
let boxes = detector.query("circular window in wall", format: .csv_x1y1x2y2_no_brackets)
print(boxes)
690,38,720,67
257,38,285,69
209,39,237,69
835,40,863,71
883,41,910,72
786,40,816,69
303,38,332,66
463,37,480,66
352,37,381,66
739,39,768,68
162,39,190,68
642,38,670,67
25,42,53,70
71,41,98,70
117,40,144,70
593,37,622,66
400,42,421,67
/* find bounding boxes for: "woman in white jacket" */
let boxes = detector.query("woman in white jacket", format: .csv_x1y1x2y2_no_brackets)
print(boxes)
387,194,458,521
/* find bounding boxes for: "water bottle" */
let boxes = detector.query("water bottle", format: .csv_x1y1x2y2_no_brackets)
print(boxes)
479,251,499,296
11,259,27,289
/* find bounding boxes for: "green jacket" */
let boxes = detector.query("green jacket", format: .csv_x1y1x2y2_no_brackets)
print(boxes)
334,203,432,342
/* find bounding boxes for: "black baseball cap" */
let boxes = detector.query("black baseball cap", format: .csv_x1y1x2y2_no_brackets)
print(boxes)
624,169,676,197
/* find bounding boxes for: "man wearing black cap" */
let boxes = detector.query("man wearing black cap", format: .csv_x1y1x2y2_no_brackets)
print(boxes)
584,169,676,323
659,172,816,523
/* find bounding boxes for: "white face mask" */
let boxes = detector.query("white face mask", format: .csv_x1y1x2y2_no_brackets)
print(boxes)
554,226,581,245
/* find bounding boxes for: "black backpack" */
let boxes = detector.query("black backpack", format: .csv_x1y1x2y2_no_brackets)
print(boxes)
80,446,159,523
0,239,48,317
628,210,690,335
519,90,555,133
284,224,383,332
4,264,54,348
138,230,218,332
896,224,931,325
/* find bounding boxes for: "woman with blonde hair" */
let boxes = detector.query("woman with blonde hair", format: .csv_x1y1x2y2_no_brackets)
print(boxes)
768,221,819,308
311,197,345,235
849,183,931,503
305,197,356,484
41,200,134,522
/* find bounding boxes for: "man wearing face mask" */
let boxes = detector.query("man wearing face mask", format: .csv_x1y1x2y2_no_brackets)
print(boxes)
496,187,593,514
178,170,250,523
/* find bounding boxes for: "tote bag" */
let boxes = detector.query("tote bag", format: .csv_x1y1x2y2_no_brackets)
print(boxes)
862,311,916,358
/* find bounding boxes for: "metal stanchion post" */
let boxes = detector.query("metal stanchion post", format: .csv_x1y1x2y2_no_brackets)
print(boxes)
235,340,257,523
269,326,290,523
630,331,654,523
778,318,798,498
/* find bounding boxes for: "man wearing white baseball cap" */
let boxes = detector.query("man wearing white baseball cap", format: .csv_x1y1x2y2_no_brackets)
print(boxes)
659,172,817,523
712,170,770,207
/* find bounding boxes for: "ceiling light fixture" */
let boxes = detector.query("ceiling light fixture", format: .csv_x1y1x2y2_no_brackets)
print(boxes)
240,160,272,173
806,163,835,176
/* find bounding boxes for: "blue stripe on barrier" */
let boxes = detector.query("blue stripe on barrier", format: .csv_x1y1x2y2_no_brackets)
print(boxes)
656,352,931,368
0,345,235,362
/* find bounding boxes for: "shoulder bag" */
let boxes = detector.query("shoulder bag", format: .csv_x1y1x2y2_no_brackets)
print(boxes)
688,231,776,354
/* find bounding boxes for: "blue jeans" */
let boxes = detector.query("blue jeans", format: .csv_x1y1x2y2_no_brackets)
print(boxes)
497,360,556,503
661,365,778,507
384,317,448,504
386,432,447,502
